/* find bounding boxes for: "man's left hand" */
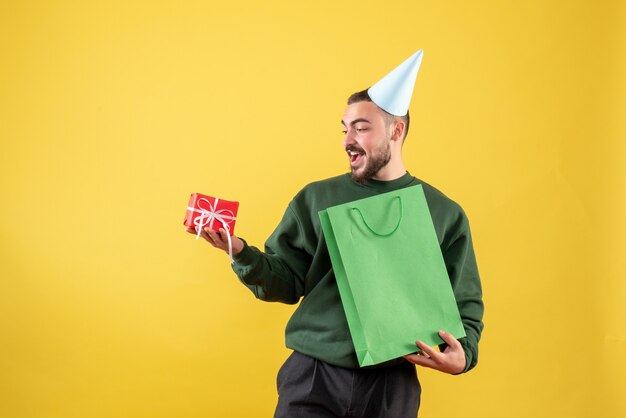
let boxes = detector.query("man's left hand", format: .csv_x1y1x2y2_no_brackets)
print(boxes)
403,330,466,375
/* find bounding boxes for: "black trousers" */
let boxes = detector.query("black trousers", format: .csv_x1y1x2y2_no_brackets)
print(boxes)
274,352,421,418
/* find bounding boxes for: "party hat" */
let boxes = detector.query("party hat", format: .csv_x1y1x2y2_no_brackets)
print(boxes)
367,50,424,116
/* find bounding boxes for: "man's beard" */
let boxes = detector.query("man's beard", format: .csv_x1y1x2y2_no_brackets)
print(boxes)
350,141,392,183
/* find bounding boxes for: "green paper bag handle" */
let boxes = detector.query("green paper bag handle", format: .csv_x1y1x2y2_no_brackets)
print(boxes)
351,196,403,237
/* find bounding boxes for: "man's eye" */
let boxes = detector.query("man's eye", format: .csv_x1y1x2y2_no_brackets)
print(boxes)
341,130,347,134
356,128,367,133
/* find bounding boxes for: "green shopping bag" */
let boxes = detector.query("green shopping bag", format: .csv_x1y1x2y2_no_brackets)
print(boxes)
319,185,465,367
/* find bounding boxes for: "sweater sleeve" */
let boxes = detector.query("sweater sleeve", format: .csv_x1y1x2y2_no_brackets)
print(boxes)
231,204,310,304
440,210,485,373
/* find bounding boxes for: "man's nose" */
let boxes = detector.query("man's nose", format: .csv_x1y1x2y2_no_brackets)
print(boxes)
343,130,356,148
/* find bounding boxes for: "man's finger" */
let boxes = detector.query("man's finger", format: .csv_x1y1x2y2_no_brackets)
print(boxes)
415,340,439,359
403,353,436,369
208,228,231,249
205,228,219,242
438,330,462,349
215,229,228,243
198,228,215,245
207,229,222,242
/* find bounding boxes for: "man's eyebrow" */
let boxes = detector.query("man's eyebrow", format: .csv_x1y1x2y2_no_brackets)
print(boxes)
340,118,371,126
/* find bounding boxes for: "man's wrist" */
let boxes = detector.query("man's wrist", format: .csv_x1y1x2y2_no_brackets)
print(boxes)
232,237,244,256
232,238,252,263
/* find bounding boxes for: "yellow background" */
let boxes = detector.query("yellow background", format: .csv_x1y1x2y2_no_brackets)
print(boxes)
1,1,624,417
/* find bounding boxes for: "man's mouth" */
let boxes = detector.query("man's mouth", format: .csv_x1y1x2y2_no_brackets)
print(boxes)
347,149,365,165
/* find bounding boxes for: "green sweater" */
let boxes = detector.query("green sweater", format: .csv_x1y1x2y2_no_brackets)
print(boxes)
232,172,484,372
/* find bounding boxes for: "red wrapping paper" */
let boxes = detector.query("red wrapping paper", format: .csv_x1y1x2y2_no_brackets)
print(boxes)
184,193,239,236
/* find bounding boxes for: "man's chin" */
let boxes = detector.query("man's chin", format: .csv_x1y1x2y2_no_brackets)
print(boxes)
350,168,368,184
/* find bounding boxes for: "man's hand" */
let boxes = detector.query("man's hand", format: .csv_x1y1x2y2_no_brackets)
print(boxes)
185,227,244,257
403,330,466,375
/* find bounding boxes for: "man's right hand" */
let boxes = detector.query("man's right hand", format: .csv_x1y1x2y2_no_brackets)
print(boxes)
185,227,244,257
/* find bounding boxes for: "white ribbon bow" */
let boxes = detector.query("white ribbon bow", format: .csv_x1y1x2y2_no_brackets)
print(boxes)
187,197,237,263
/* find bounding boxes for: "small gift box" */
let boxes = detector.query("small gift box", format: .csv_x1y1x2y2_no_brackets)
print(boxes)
184,193,239,236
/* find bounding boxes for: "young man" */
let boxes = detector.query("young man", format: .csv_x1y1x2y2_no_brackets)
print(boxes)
187,51,484,417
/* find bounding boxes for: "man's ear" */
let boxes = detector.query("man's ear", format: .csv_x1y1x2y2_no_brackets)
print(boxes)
390,120,406,142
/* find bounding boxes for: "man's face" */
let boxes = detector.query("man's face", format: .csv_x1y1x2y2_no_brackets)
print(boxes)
341,101,392,183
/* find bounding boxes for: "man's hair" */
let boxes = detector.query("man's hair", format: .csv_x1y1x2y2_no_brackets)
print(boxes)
347,89,410,141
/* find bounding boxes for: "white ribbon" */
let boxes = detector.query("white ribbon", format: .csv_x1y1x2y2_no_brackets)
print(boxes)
187,197,237,263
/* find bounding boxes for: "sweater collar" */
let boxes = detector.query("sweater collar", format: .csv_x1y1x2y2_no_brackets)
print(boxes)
349,171,417,192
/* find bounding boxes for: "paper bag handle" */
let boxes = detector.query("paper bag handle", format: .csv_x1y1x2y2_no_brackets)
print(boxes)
351,196,403,237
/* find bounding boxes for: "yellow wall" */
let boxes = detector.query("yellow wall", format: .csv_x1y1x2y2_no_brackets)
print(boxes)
1,1,624,417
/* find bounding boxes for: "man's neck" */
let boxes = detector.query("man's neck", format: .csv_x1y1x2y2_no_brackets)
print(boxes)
372,160,407,182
